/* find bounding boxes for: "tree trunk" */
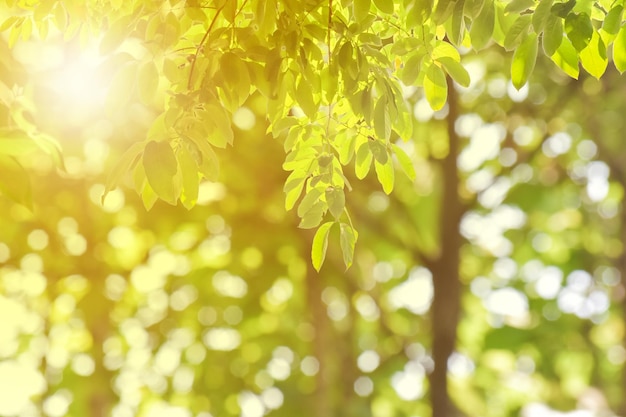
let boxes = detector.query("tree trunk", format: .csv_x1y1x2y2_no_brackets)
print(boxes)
429,77,463,417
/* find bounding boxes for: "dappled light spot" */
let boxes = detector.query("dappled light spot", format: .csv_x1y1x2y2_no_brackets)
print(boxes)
300,356,320,376
499,147,517,167
146,402,192,417
607,345,626,365
521,403,594,417
577,140,597,160
203,327,241,351
485,287,528,319
154,343,181,376
105,274,127,301
108,226,136,249
387,267,433,315
478,177,511,208
492,257,518,281
367,191,389,212
321,286,348,321
454,113,483,137
261,387,284,410
354,293,380,321
20,253,43,273
0,361,46,415
531,233,552,253
413,98,434,122
354,376,374,397
198,236,231,261
71,353,95,376
172,366,195,393
185,342,206,365
224,305,243,325
458,123,505,172
196,182,226,206
507,80,528,102
535,266,563,299
27,229,49,251
391,361,425,401
42,390,72,417
101,188,126,213
487,76,507,99
198,306,218,326
232,107,256,130
263,277,293,309
357,350,380,373
372,261,394,282
447,352,475,378
64,233,87,256
130,265,166,293
238,391,265,417
543,132,572,157
212,271,247,298
466,168,495,193
0,243,10,263
170,285,198,311
266,357,290,380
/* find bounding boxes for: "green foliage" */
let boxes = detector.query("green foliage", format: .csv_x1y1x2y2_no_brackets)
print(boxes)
1,0,626,273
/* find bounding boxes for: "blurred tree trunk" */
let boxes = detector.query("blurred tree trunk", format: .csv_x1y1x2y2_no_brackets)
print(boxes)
429,77,463,417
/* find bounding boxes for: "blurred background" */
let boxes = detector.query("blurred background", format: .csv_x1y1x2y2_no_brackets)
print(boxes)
2,16,626,417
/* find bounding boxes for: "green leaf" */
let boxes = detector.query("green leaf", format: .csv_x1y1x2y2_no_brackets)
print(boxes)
137,60,159,105
298,201,325,229
465,0,485,18
102,141,144,204
312,222,334,272
550,37,579,79
374,158,394,194
614,24,626,73
470,0,495,50
511,32,538,89
297,188,323,218
355,142,373,179
542,14,563,56
339,223,358,268
0,130,39,155
0,156,32,208
504,0,535,14
143,141,178,205
432,41,461,61
391,143,416,181
579,31,607,79
374,97,391,140
284,170,308,210
372,0,393,14
368,140,388,165
176,143,199,209
400,50,425,85
296,78,317,118
449,0,465,46
354,0,371,21
423,64,448,111
220,52,250,109
532,0,554,33
565,13,593,51
503,14,532,51
438,56,470,87
550,0,575,18
603,5,623,36
326,187,345,219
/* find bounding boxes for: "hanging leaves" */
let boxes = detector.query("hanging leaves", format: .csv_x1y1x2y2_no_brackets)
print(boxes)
143,141,179,205
511,32,538,89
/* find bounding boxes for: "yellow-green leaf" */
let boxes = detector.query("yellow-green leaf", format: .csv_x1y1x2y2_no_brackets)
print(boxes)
511,32,538,89
614,24,626,73
143,141,178,205
470,0,494,50
354,0,371,21
176,143,199,209
374,97,391,140
137,60,159,105
550,37,579,79
339,223,358,269
355,142,373,179
543,14,563,56
312,222,334,271
438,56,470,87
532,0,554,33
391,143,416,181
423,64,448,111
102,141,144,204
372,0,393,14
326,187,345,219
374,158,394,194
579,31,607,79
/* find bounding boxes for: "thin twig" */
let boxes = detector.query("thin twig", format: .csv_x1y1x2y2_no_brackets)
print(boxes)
187,2,227,90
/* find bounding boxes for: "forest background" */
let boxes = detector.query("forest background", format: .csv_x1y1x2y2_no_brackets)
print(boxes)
1,0,626,416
